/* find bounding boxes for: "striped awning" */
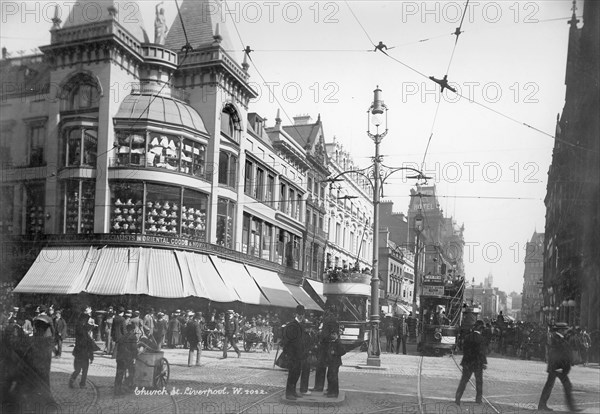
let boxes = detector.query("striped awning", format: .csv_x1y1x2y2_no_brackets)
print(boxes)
285,284,323,312
244,264,297,308
210,255,269,305
304,279,326,304
13,247,96,294
176,250,238,302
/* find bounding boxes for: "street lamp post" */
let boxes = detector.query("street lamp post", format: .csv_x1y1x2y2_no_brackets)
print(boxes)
321,87,429,368
411,210,424,317
365,86,388,367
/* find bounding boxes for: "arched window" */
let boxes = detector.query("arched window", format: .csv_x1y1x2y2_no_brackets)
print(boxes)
60,73,101,112
220,103,241,143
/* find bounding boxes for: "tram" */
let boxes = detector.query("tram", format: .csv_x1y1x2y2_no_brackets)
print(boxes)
323,269,370,350
418,275,465,356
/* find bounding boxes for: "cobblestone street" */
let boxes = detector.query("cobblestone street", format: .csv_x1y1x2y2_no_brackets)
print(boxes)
11,343,599,414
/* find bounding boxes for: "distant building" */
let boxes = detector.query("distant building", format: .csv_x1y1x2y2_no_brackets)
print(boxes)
522,232,544,323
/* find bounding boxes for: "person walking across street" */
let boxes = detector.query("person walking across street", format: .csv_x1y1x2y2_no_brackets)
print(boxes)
282,305,307,400
70,317,99,389
538,322,582,412
222,310,241,359
53,310,68,358
187,312,203,366
455,320,487,405
114,323,138,395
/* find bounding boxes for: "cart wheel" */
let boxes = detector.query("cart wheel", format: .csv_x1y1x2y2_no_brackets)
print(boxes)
244,341,251,352
153,357,170,389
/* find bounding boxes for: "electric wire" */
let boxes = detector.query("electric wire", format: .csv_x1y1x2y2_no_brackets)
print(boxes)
222,0,320,148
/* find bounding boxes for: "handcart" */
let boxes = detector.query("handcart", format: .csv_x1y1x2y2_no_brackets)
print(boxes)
133,337,170,389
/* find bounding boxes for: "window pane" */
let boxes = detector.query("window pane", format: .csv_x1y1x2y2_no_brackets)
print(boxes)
146,184,181,234
262,223,272,260
228,154,237,187
83,129,97,167
267,175,274,205
67,128,81,166
30,125,45,167
110,181,143,234
181,188,207,241
1,186,14,234
64,180,95,234
218,152,228,184
255,168,264,200
242,214,250,254
148,132,180,171
26,182,45,234
181,138,206,177
244,160,253,195
115,131,145,167
216,198,234,248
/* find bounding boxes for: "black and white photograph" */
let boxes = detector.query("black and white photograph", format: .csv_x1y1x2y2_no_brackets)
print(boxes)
0,0,598,413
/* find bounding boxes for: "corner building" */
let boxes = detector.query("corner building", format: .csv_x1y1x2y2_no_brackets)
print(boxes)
2,0,321,312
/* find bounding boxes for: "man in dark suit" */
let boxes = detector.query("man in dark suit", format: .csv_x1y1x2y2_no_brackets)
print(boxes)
53,310,68,358
282,305,306,400
111,307,126,359
455,320,487,405
222,310,241,359
538,323,581,412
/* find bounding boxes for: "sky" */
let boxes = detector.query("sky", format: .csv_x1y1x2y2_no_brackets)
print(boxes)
0,0,580,294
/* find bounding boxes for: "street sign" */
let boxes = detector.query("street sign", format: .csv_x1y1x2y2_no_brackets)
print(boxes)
423,274,443,284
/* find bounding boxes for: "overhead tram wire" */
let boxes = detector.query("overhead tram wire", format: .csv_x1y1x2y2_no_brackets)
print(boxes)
222,0,322,153
342,3,595,154
420,0,470,177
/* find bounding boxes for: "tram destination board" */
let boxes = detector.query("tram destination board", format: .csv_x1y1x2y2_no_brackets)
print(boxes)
421,285,445,296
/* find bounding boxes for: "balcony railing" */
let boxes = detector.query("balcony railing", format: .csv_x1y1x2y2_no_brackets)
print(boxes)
323,270,370,285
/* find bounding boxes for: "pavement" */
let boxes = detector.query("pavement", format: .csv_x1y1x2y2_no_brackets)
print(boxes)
4,342,599,414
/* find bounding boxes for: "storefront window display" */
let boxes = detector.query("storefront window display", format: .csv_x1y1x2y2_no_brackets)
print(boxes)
147,132,180,171
114,130,208,177
26,182,45,235
110,182,144,234
146,184,181,235
181,188,207,241
109,182,208,239
65,127,98,167
115,131,146,167
63,180,95,234
216,198,235,248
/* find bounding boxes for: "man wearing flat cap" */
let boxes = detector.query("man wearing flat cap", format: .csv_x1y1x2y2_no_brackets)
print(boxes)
222,310,241,359
281,305,307,400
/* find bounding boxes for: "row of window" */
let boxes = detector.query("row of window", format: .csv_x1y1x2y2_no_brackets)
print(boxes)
241,213,302,269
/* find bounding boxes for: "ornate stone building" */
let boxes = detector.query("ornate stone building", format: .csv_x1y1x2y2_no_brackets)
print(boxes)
543,0,599,330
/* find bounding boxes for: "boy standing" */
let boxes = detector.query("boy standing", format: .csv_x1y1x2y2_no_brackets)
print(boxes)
323,330,346,398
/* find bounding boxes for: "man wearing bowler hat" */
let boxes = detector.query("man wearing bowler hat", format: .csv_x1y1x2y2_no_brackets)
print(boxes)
282,305,307,400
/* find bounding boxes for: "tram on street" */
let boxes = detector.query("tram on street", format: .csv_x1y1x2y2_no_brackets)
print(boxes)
418,274,465,356
323,269,370,350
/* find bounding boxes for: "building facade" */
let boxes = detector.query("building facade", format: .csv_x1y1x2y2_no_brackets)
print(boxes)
0,0,336,312
543,0,599,330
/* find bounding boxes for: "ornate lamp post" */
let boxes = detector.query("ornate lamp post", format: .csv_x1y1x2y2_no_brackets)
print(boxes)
322,87,429,368
365,86,388,367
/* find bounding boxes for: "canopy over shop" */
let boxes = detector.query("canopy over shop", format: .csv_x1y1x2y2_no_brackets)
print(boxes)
13,246,322,312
